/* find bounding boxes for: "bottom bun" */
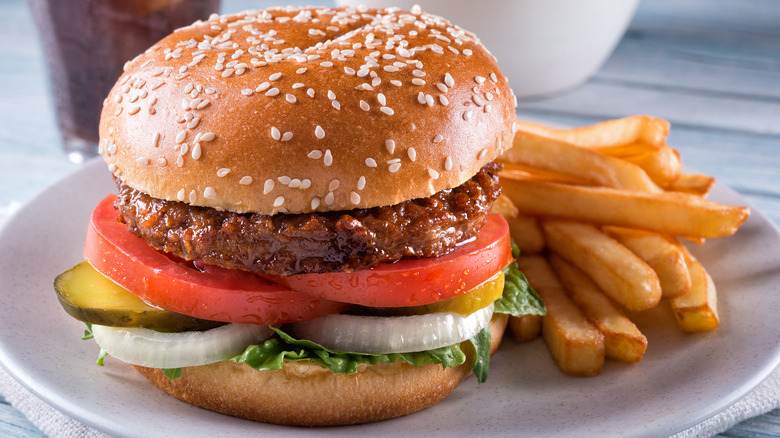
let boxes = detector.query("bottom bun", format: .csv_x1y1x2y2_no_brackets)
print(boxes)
134,313,508,426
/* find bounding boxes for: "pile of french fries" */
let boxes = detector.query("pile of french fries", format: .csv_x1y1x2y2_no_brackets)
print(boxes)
494,116,750,376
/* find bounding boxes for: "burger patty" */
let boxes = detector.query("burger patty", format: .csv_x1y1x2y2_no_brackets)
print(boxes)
115,162,502,276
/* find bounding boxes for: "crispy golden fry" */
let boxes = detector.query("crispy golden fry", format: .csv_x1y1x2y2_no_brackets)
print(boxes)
670,245,720,332
541,220,662,312
515,115,670,147
491,194,519,220
500,174,750,239
603,226,691,299
501,130,662,192
509,314,542,342
501,163,593,185
508,214,546,255
668,173,715,196
515,256,605,376
619,145,682,188
548,254,648,363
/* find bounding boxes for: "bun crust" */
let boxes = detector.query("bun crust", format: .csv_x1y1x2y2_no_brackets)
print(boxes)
134,313,508,426
100,6,516,214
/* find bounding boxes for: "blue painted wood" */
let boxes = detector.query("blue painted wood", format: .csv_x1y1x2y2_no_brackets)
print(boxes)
0,0,777,436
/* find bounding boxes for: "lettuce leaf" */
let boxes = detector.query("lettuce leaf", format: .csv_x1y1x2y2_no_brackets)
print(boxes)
495,262,546,317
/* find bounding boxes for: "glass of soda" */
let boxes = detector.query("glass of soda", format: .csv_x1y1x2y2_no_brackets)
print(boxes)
29,0,221,163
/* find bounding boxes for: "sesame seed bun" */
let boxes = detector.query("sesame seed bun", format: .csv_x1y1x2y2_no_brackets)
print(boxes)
133,313,507,426
99,6,516,214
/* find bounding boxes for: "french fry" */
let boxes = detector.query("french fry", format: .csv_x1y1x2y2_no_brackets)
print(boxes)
508,214,546,255
501,130,662,192
515,115,670,147
501,163,593,185
491,194,519,219
509,314,542,342
548,254,648,363
668,173,715,196
500,174,750,239
619,144,682,188
541,220,662,312
603,226,691,299
515,255,605,376
670,245,720,332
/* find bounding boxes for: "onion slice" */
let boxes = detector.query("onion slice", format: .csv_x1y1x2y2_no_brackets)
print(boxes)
289,304,494,354
91,323,273,369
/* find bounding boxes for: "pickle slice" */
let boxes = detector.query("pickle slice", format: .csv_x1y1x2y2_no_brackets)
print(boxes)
54,261,223,332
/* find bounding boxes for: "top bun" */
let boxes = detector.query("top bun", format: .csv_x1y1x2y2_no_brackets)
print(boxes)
99,6,517,214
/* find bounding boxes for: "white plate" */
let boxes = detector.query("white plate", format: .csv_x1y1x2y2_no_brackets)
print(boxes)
0,159,778,438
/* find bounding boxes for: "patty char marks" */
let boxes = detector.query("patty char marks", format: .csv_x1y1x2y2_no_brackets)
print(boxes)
114,162,502,276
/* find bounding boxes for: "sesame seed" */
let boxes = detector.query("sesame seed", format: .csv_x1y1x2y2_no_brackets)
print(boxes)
417,92,426,105
301,179,311,189
136,157,150,166
433,134,443,143
307,88,315,98
428,169,440,179
408,147,417,161
390,80,402,87
286,94,297,103
273,196,285,207
179,143,189,155
413,69,425,77
329,179,340,191
221,68,234,78
463,49,473,56
385,139,396,154
478,148,488,160
380,106,394,115
217,168,230,177
292,83,304,89
264,179,275,194
240,176,253,185
196,99,210,110
192,143,202,160
204,187,217,199
327,90,336,100
412,78,426,86
278,176,292,185
383,65,399,73
444,73,455,88
152,132,161,147
156,158,167,167
308,150,323,159
490,73,498,83
256,82,271,92
311,198,321,210
388,163,401,173
485,92,494,101
325,192,335,205
475,76,486,84
436,83,448,93
128,106,141,115
484,104,492,113
463,110,472,121
357,68,369,77
365,157,377,167
297,68,308,74
176,131,187,144
344,66,356,75
269,72,282,81
176,156,184,167
357,176,366,190
281,132,293,141
266,88,280,97
445,156,453,171
200,132,215,142
177,189,185,201
320,61,333,67
332,100,341,110
350,192,361,205
377,93,387,106
473,95,485,106
187,117,200,129
324,149,333,166
189,190,197,203
271,127,281,140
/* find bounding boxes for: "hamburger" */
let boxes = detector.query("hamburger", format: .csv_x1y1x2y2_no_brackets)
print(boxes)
53,6,545,426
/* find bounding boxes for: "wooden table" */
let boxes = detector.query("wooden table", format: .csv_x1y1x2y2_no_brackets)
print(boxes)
1,0,778,436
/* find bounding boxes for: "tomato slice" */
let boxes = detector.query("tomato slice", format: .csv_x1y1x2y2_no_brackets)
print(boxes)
261,214,513,307
84,195,352,325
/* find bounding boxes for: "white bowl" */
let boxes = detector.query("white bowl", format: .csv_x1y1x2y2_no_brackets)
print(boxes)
335,0,639,98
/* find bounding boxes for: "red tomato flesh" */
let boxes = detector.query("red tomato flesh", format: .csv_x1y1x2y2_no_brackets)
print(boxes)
85,195,352,325
260,214,513,307
85,195,512,323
